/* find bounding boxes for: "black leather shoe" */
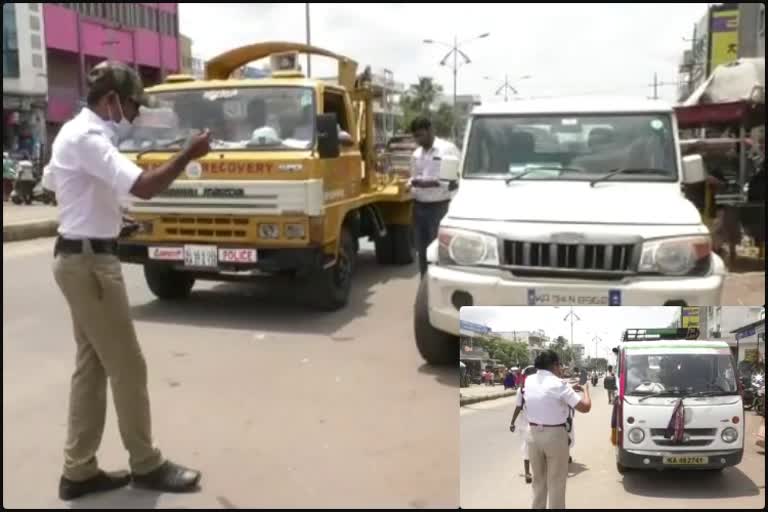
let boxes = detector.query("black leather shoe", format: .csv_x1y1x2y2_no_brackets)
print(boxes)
132,461,201,493
59,470,131,501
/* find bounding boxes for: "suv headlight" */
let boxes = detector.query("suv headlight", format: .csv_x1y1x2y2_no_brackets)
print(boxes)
438,227,499,266
638,236,711,275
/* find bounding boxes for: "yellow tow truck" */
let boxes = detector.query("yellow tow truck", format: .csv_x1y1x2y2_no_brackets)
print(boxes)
118,42,414,310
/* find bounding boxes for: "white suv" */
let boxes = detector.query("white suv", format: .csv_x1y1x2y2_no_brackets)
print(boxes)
414,97,726,364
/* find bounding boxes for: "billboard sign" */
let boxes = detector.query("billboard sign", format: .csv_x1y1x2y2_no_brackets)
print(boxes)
681,307,700,329
460,320,490,336
709,7,740,73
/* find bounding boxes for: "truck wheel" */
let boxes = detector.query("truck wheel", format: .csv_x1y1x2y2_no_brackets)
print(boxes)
616,462,628,475
144,264,195,300
414,277,457,365
375,224,415,265
307,227,355,311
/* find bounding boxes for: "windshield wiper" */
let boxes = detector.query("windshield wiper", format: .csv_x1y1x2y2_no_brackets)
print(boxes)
589,167,670,187
136,136,190,159
505,166,583,184
637,389,681,402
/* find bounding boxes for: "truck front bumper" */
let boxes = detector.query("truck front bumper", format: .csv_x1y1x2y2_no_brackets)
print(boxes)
618,448,743,470
426,256,725,335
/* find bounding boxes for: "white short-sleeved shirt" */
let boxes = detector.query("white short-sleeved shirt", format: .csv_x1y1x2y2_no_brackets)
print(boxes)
409,137,460,203
43,108,143,239
522,369,582,425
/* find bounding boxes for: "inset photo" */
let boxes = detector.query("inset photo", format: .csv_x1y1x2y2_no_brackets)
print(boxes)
460,306,765,509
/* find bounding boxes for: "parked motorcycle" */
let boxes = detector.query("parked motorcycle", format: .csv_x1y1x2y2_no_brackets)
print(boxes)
11,179,55,205
754,386,765,416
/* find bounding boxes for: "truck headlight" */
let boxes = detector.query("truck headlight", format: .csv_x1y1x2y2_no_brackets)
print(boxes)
721,427,739,443
284,223,306,239
259,223,280,239
628,428,645,444
638,236,711,275
438,227,499,266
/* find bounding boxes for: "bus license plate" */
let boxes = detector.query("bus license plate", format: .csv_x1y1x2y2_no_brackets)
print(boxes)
663,456,708,465
184,245,218,268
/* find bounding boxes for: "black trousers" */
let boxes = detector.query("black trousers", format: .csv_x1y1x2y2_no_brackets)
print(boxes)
413,200,449,277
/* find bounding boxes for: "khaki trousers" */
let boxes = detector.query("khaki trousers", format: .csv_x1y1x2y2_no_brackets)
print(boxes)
526,425,570,509
53,245,163,481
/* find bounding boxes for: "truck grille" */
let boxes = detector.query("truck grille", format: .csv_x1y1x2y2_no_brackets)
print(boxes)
502,241,636,273
160,216,250,241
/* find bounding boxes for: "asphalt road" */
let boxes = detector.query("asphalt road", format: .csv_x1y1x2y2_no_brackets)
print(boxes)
3,238,458,509
460,385,766,509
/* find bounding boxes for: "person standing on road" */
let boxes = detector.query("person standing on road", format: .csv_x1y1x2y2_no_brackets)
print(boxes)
524,350,592,509
408,116,460,277
510,365,539,484
604,366,618,404
43,60,211,501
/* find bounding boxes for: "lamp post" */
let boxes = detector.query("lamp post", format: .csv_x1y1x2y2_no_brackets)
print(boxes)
423,32,489,140
485,74,532,101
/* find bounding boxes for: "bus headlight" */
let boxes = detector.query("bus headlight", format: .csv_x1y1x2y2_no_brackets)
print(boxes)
284,223,306,240
721,427,739,443
259,223,280,239
628,428,645,444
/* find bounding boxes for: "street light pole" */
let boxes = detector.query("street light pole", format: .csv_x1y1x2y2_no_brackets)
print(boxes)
424,32,489,141
305,3,311,78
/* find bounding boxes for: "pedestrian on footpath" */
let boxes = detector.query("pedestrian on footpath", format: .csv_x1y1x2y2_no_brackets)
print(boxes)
408,116,460,277
43,60,211,501
524,350,592,509
510,366,539,484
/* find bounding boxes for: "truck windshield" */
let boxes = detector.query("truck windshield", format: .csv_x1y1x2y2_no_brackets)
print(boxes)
463,114,678,182
625,352,738,396
118,86,316,152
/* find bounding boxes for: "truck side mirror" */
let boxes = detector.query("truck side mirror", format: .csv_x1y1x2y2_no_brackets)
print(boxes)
439,156,461,181
317,113,340,159
682,154,706,184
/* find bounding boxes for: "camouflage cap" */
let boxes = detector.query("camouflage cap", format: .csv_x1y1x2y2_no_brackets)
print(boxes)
86,60,153,107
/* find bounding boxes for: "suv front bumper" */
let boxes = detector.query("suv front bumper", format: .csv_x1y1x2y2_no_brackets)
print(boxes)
426,255,725,335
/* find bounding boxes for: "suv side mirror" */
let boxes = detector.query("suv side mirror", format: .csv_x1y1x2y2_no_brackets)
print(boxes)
682,154,706,184
439,156,461,181
317,113,340,159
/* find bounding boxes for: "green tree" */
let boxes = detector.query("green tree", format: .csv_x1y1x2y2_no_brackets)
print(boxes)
550,336,575,367
399,76,458,135
433,103,456,139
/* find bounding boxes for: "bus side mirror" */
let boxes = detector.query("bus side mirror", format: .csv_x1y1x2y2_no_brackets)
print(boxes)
317,113,340,159
682,154,706,184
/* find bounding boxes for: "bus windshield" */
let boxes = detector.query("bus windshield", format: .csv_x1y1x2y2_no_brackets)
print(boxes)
624,352,738,395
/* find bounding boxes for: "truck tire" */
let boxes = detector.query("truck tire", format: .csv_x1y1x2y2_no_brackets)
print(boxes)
414,277,457,365
616,462,628,475
307,227,356,311
375,224,415,265
144,264,195,300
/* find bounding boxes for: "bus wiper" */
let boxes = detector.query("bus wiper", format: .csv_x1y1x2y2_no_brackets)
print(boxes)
589,167,670,187
505,166,582,184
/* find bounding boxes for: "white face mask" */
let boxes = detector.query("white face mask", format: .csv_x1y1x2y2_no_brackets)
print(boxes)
107,95,133,142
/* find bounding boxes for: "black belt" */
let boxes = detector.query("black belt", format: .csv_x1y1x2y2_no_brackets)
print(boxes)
529,422,568,428
54,237,118,256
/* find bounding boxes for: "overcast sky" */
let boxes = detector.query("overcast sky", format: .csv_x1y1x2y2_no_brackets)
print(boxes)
461,306,679,361
179,3,708,103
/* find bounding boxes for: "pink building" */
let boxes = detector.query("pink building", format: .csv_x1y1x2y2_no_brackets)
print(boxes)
44,3,180,139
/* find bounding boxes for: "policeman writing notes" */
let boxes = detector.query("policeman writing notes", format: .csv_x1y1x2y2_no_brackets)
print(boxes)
43,61,211,500
408,116,460,277
523,350,592,509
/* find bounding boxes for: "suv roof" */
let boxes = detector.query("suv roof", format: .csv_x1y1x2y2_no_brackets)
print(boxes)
472,96,673,116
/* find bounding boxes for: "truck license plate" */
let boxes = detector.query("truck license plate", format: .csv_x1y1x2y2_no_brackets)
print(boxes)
218,248,258,263
662,456,708,465
527,289,622,306
184,245,218,268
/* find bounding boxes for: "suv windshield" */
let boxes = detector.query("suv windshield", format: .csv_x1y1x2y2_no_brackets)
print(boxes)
119,86,316,152
463,114,678,181
625,352,738,396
